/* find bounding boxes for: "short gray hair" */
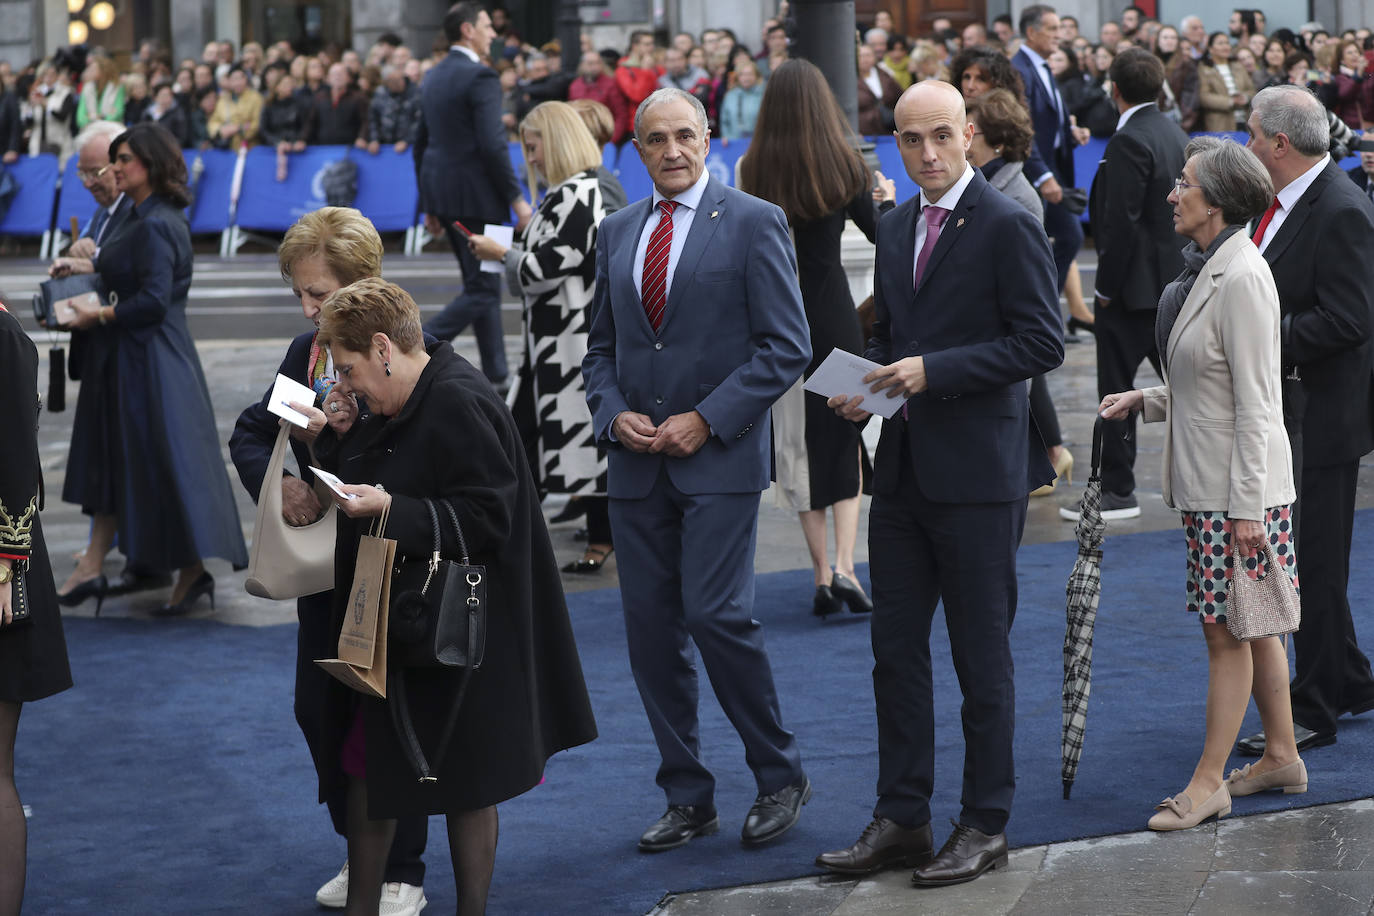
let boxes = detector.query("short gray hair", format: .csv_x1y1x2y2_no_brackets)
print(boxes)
864,28,888,44
1179,15,1202,30
74,120,126,157
1185,136,1274,225
634,87,709,142
1251,85,1329,157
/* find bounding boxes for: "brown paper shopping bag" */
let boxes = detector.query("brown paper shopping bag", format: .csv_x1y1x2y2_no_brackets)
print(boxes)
317,504,394,698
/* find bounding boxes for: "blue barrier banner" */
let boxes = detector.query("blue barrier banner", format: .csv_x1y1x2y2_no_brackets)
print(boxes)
56,155,97,235
236,145,350,232
0,154,58,236
185,148,237,234
347,147,419,231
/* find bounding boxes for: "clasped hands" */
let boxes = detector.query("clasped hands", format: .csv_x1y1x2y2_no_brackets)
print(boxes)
613,410,709,457
827,356,926,421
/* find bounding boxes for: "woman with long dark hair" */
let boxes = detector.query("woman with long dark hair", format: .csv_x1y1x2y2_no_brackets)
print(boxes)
62,122,248,615
738,58,875,617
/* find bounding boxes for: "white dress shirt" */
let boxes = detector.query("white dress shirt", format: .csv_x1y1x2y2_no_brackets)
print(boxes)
1256,154,1329,254
451,44,480,63
633,167,710,299
912,162,976,278
1115,101,1153,131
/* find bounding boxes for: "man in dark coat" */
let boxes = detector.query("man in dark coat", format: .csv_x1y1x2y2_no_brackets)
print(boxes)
818,80,1063,888
414,1,533,391
1068,48,1188,522
1237,85,1374,756
1345,136,1374,203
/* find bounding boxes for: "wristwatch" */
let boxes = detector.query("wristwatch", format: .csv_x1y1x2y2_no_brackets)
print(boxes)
0,565,12,585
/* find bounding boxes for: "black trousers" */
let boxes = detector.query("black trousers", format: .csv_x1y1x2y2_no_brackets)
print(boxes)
423,219,508,384
868,433,1024,836
296,592,429,885
1094,304,1161,498
1289,459,1374,734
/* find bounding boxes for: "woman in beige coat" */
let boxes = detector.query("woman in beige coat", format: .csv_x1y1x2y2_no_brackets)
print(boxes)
1198,32,1255,131
1100,138,1305,832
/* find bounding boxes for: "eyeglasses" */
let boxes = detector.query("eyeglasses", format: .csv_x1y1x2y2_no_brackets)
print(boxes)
1173,178,1203,193
76,165,110,183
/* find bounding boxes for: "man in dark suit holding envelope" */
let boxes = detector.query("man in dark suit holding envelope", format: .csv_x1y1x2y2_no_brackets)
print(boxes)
818,80,1063,888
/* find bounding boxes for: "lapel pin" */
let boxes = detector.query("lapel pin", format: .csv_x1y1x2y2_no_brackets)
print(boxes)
710,210,719,219
957,218,965,228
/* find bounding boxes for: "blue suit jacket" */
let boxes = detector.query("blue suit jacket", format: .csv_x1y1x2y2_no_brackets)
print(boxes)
1012,49,1075,185
582,176,811,498
413,51,521,222
867,168,1064,502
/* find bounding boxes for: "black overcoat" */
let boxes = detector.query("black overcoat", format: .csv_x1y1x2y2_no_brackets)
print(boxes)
320,341,597,817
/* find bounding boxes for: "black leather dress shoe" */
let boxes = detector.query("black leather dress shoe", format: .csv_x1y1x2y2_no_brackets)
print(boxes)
638,805,719,852
815,817,933,875
741,776,811,846
912,820,1008,887
1343,694,1374,717
1236,723,1336,757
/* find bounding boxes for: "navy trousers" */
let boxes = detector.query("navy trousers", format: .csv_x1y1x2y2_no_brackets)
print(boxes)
424,219,508,385
609,469,803,807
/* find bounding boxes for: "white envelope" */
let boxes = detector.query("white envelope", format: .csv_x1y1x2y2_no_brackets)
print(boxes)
267,373,317,428
801,348,904,419
480,224,515,273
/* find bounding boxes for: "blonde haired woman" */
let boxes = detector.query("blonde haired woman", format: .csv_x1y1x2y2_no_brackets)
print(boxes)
76,53,124,129
229,208,429,912
469,101,613,573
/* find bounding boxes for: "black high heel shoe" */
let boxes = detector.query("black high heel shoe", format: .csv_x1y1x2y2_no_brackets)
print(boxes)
830,573,873,614
812,585,844,618
1067,317,1095,336
561,546,612,574
57,574,109,617
153,571,215,617
549,497,587,525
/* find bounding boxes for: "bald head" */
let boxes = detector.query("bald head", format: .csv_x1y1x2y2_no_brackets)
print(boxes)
894,81,972,203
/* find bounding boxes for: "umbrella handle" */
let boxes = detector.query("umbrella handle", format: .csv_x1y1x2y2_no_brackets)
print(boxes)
1090,415,1104,478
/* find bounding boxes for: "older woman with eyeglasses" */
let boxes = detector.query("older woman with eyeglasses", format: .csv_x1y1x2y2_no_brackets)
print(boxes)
1099,138,1303,831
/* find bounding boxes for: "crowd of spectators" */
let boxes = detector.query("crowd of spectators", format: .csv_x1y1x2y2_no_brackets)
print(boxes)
3,5,1374,181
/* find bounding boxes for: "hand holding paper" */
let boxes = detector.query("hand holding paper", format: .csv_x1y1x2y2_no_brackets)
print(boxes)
803,349,906,419
310,466,358,501
268,373,318,428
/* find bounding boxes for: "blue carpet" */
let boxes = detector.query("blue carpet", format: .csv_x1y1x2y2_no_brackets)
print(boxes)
20,514,1374,914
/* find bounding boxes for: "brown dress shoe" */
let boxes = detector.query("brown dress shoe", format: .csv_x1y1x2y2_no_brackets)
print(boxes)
912,820,1008,887
814,817,934,875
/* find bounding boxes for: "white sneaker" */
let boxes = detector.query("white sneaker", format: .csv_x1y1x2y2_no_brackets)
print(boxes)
380,881,427,916
316,860,349,908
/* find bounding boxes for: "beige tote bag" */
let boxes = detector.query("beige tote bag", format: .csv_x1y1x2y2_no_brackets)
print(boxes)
243,421,337,600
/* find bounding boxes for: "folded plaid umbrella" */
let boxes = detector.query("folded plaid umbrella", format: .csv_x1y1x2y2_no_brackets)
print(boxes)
1063,417,1106,800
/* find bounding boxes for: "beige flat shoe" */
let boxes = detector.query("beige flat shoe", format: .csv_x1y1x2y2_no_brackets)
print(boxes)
1226,758,1307,797
1147,784,1231,831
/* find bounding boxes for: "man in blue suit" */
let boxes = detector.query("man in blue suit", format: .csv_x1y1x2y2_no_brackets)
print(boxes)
1011,4,1085,291
817,81,1063,888
582,87,812,853
414,1,532,391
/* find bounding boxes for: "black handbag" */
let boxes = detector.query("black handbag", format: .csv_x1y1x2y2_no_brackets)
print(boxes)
30,275,112,328
5,562,31,629
387,498,487,783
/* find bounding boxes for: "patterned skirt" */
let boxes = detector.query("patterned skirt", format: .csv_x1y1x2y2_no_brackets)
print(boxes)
1182,506,1299,624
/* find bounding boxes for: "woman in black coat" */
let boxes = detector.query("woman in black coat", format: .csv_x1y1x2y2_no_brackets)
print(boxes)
64,123,248,613
0,303,73,913
308,278,596,915
228,207,430,907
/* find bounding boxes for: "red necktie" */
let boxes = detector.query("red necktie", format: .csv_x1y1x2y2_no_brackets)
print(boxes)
641,200,678,331
1251,196,1280,246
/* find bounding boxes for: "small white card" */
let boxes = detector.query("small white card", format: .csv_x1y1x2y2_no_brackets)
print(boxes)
802,348,904,419
267,373,317,428
479,224,515,273
309,466,358,501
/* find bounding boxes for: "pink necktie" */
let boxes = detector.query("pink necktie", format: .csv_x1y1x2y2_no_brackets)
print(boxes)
641,200,678,331
913,205,949,289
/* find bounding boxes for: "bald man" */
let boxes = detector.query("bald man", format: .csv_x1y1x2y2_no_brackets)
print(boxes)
817,81,1062,888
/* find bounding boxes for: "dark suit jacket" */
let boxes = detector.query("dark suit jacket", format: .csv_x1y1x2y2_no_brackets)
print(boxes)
1012,48,1075,184
582,176,812,499
1089,104,1189,311
867,168,1064,502
1346,164,1374,195
413,50,522,223
1263,159,1374,466
69,195,134,382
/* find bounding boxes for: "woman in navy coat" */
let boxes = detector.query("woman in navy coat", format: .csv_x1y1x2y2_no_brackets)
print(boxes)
65,123,247,614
